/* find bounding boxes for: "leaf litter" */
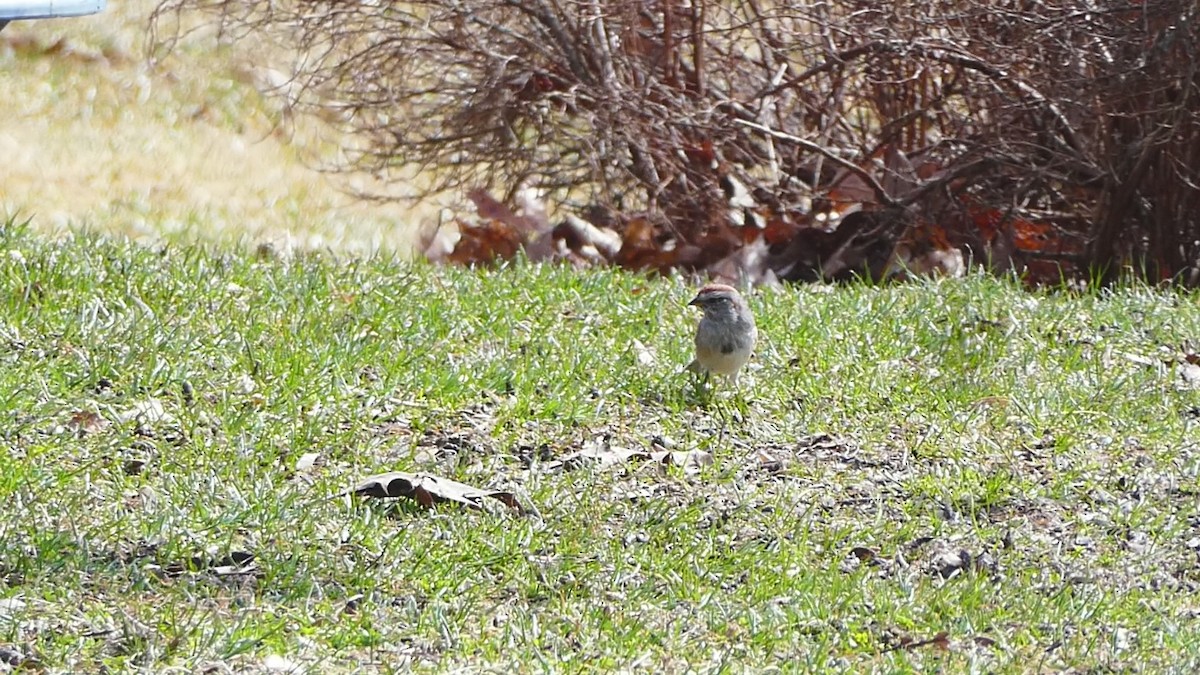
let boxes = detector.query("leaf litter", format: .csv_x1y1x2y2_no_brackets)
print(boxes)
350,471,523,513
546,435,713,474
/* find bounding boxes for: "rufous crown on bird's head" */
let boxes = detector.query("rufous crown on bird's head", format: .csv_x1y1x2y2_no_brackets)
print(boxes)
688,283,741,307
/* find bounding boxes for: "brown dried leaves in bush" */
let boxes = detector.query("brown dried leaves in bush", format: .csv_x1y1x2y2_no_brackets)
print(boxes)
154,0,1200,286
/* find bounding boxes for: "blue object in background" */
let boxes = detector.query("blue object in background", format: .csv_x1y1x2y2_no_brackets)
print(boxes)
0,0,105,29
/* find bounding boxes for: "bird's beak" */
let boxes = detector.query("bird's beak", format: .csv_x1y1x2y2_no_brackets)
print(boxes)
688,295,702,307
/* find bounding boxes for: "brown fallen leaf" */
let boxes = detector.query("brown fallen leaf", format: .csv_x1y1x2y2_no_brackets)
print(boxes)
164,550,258,578
650,449,714,473
752,448,785,473
614,216,681,273
850,546,878,562
349,471,523,513
548,444,649,471
447,218,523,266
925,631,952,651
295,452,322,472
553,214,622,261
972,635,998,648
550,445,712,473
68,410,109,435
885,630,952,653
467,188,555,261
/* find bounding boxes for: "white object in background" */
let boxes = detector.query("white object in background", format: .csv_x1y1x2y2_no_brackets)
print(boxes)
0,0,105,21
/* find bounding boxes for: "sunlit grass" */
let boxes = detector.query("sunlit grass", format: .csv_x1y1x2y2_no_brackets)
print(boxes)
2,222,1198,671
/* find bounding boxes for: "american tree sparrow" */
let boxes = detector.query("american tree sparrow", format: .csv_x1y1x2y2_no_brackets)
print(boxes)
686,283,757,386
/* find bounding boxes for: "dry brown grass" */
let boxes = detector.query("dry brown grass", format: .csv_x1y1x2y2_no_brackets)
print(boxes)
0,0,435,254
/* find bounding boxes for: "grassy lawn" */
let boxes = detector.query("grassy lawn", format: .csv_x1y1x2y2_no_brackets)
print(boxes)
2,219,1199,672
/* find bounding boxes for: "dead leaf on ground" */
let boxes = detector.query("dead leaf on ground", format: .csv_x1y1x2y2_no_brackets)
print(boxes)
850,546,878,562
548,443,712,474
930,546,997,579
631,339,656,367
123,458,149,476
554,214,623,262
467,188,555,261
118,399,174,425
262,654,302,673
349,471,523,513
614,216,682,273
447,218,524,265
751,448,785,473
295,452,322,472
163,550,257,578
654,449,714,472
0,645,24,668
0,597,26,618
973,635,999,648
550,445,648,470
68,410,110,435
885,630,952,653
1179,363,1200,388
1125,352,1158,367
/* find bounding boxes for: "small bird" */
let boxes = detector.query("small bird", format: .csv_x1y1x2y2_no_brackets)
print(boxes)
686,283,757,386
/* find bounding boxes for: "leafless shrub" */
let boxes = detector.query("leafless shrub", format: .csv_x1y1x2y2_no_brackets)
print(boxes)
150,0,1200,285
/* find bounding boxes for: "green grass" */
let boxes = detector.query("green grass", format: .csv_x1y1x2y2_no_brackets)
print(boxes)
2,219,1200,672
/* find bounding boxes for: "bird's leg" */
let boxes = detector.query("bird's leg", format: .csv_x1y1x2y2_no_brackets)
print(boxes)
686,369,713,404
